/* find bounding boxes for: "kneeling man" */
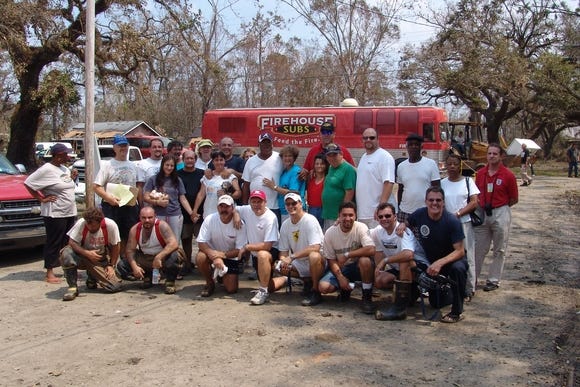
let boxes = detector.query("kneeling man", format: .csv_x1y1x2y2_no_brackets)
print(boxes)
275,193,326,306
124,206,182,294
196,195,247,297
318,202,376,314
60,207,122,301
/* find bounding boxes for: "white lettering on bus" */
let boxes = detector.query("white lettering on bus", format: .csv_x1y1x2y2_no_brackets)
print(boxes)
259,115,334,130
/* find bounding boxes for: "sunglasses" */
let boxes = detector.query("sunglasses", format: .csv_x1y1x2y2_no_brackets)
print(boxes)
377,214,393,219
362,136,376,140
285,201,298,207
321,130,334,135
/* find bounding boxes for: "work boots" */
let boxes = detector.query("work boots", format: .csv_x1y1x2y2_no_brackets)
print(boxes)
375,280,412,320
361,288,375,314
63,267,79,301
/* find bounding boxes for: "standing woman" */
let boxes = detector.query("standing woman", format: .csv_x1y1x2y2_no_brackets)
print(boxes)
263,145,305,224
192,151,241,221
144,155,195,242
306,153,328,228
24,143,77,283
441,153,480,300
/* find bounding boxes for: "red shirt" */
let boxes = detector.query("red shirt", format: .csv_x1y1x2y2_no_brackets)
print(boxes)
303,143,355,171
475,164,518,208
307,177,324,207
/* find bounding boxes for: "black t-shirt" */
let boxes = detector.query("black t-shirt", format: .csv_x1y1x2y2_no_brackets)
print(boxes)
177,168,205,224
408,208,465,263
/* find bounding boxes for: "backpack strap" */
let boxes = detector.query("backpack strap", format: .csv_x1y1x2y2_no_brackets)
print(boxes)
135,219,166,248
81,218,108,246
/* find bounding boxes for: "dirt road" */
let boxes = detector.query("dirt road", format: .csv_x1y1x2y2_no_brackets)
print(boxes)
0,175,577,386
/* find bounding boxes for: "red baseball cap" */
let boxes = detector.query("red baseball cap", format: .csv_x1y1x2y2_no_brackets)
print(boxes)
250,190,267,200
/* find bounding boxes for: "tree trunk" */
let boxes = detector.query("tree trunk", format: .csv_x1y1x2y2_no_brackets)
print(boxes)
7,89,42,170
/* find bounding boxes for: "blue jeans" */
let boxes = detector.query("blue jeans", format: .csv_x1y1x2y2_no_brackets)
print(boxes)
308,206,323,229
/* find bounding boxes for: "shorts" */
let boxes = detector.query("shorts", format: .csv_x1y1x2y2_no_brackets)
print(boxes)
320,262,362,288
224,258,244,275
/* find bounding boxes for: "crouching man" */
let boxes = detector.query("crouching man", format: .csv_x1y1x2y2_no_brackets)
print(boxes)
276,193,326,306
376,186,467,323
318,202,376,314
60,207,122,301
196,195,247,297
123,206,182,294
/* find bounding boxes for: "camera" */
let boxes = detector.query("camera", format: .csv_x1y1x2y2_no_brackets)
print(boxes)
484,203,493,216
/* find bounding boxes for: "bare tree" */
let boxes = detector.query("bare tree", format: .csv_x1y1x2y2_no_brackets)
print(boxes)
282,0,405,101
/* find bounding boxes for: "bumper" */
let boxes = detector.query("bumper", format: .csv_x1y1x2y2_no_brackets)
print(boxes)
0,226,46,252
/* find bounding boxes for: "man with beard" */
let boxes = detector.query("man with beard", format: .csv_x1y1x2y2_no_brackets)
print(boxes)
123,206,182,294
196,195,247,297
396,133,440,223
318,202,376,314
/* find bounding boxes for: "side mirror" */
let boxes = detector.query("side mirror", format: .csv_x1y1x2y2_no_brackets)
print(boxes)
15,164,26,173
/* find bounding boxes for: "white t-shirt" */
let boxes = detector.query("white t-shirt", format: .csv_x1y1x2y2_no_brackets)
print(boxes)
25,163,77,218
197,212,247,254
237,205,279,249
356,148,396,219
201,174,237,217
94,159,138,188
137,158,161,183
441,177,480,224
279,212,324,254
323,221,374,261
242,152,283,209
370,222,415,269
396,157,440,213
195,158,211,171
67,217,121,250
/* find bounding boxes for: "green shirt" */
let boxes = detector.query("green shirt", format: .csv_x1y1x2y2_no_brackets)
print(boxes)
322,161,357,220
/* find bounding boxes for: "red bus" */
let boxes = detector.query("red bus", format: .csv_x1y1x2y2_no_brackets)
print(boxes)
201,105,450,167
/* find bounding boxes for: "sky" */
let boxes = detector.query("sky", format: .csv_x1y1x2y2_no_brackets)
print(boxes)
193,0,442,48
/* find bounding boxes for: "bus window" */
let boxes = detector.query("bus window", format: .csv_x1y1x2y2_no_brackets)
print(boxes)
439,122,448,142
218,117,246,133
400,110,419,134
376,109,396,135
353,110,373,134
423,123,435,142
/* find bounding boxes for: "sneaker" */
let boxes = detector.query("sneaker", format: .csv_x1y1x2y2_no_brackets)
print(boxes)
520,182,528,186
250,288,269,305
63,287,79,301
483,281,499,292
164,281,176,295
302,291,322,306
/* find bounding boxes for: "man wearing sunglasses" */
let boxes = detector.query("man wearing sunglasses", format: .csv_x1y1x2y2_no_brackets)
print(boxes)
356,128,396,228
299,121,355,180
387,186,467,323
370,203,415,293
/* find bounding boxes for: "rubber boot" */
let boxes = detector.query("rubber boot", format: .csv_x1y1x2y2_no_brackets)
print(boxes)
375,280,412,320
361,288,375,314
63,267,79,301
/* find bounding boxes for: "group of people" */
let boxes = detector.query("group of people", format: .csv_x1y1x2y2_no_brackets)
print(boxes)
24,123,520,324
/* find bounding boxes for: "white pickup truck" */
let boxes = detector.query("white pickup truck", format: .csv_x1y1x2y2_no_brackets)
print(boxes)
73,145,143,202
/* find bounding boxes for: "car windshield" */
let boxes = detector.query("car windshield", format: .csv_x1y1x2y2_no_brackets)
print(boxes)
0,154,20,175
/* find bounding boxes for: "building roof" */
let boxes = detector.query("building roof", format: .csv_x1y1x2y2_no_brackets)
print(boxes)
63,121,161,139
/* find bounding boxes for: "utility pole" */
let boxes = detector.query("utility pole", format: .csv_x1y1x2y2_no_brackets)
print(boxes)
84,0,96,208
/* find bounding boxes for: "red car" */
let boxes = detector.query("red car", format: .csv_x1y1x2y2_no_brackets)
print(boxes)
0,154,45,251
